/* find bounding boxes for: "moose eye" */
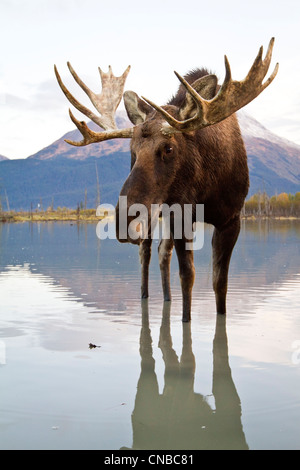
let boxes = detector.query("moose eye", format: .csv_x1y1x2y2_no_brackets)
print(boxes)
157,142,174,161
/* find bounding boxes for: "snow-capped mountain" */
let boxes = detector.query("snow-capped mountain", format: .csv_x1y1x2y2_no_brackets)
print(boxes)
1,111,299,210
237,111,300,195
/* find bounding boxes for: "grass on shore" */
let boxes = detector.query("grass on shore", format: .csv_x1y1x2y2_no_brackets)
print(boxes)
0,208,101,222
0,208,299,223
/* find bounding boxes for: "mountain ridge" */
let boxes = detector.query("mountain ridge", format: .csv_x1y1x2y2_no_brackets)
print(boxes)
237,112,300,195
0,112,299,211
28,113,131,161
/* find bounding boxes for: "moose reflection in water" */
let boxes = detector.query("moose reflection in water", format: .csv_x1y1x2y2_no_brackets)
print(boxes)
124,301,248,450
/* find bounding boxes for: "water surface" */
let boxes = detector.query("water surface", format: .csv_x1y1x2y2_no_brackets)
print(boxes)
0,220,299,450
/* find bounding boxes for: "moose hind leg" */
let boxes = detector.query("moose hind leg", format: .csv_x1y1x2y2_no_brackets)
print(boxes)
212,216,240,314
139,239,152,299
158,237,174,302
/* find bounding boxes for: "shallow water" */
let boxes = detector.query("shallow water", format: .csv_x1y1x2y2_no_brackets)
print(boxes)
0,220,299,450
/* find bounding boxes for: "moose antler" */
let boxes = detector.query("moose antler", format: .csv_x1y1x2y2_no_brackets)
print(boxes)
54,63,133,146
142,38,279,134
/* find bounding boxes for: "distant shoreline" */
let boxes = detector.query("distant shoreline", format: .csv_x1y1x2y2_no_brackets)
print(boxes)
0,210,299,223
0,209,100,223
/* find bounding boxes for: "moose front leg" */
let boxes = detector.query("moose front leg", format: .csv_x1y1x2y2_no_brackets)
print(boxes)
212,216,240,314
158,237,174,302
174,238,195,322
139,239,152,299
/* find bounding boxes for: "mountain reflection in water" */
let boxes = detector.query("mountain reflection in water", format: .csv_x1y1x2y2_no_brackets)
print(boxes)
0,220,299,450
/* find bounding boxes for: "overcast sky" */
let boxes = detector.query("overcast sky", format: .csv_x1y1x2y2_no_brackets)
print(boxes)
0,0,299,159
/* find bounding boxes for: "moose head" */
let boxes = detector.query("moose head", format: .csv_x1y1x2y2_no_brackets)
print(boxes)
55,38,278,322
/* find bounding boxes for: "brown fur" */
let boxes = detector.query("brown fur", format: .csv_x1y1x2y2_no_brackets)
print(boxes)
116,69,249,322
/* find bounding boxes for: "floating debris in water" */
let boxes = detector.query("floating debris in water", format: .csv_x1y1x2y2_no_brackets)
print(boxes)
89,343,101,349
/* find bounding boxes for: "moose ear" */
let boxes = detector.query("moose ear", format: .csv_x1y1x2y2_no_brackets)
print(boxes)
179,74,218,121
123,91,153,125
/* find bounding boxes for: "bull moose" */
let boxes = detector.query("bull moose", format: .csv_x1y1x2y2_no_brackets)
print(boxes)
55,38,278,322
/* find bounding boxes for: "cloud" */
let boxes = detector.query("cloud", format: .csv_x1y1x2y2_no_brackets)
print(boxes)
0,93,29,109
0,78,68,113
